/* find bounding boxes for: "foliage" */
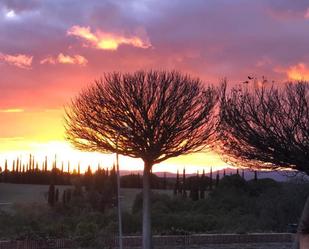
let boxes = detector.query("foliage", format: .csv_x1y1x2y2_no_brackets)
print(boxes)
1,176,308,247
131,175,309,234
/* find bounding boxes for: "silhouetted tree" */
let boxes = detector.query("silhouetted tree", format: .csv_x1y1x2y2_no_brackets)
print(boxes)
174,170,180,196
218,81,309,246
209,167,213,190
216,171,220,186
48,184,55,206
182,168,187,197
189,173,199,201
254,171,258,181
200,169,205,199
65,70,218,249
219,82,309,172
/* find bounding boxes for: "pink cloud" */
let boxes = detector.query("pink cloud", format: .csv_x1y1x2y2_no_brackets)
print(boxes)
40,53,88,66
0,53,33,69
305,8,309,19
67,25,152,50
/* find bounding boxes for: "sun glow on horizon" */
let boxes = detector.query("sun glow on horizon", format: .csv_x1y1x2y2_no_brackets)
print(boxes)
0,140,227,174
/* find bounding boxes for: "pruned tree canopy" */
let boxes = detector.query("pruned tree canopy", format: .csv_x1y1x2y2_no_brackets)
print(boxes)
65,70,218,167
218,82,309,174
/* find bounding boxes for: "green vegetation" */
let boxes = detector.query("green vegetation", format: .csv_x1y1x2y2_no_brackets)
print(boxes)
0,175,308,248
132,175,309,234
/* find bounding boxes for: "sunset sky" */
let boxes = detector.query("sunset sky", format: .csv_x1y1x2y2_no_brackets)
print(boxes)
1,0,309,173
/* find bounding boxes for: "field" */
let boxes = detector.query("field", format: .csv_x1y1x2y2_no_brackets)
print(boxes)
0,183,173,211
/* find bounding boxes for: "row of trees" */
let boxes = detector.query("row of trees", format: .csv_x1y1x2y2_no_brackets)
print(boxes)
66,70,299,249
0,154,83,184
173,168,257,201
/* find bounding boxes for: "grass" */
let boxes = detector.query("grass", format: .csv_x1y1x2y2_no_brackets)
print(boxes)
0,183,173,212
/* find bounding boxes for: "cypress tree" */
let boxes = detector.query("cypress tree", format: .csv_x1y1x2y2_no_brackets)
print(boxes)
174,170,179,196
190,173,199,201
61,162,64,174
254,171,258,181
16,157,20,172
4,159,8,172
44,156,48,172
48,184,55,206
209,167,213,190
54,154,57,169
4,159,8,182
200,169,205,199
138,173,142,188
28,154,32,171
182,168,187,197
32,156,35,171
216,171,220,186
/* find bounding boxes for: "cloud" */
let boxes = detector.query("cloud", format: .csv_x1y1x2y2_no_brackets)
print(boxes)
1,0,40,14
0,53,33,69
0,108,24,113
305,8,309,19
286,63,309,81
40,53,88,66
67,25,152,50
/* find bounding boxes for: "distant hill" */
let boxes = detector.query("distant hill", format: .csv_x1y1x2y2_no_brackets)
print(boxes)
120,168,309,182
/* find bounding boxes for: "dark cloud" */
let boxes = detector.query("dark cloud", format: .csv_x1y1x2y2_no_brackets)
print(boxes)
0,0,40,13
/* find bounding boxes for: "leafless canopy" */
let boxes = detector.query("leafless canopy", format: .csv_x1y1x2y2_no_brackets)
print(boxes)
65,70,218,168
218,82,309,174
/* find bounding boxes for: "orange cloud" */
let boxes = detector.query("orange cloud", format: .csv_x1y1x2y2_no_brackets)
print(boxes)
286,63,309,81
40,53,88,66
0,53,33,69
67,25,152,50
0,108,24,113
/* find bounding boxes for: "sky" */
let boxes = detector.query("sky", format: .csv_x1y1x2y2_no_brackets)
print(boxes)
0,0,309,173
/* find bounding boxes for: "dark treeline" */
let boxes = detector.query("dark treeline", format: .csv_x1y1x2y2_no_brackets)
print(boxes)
0,154,115,186
0,154,258,201
0,155,82,185
173,168,252,201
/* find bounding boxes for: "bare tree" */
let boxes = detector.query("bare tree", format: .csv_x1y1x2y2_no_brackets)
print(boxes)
218,81,309,248
218,82,309,172
65,70,218,249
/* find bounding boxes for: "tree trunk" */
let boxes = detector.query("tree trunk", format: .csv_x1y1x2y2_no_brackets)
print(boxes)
143,161,153,249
